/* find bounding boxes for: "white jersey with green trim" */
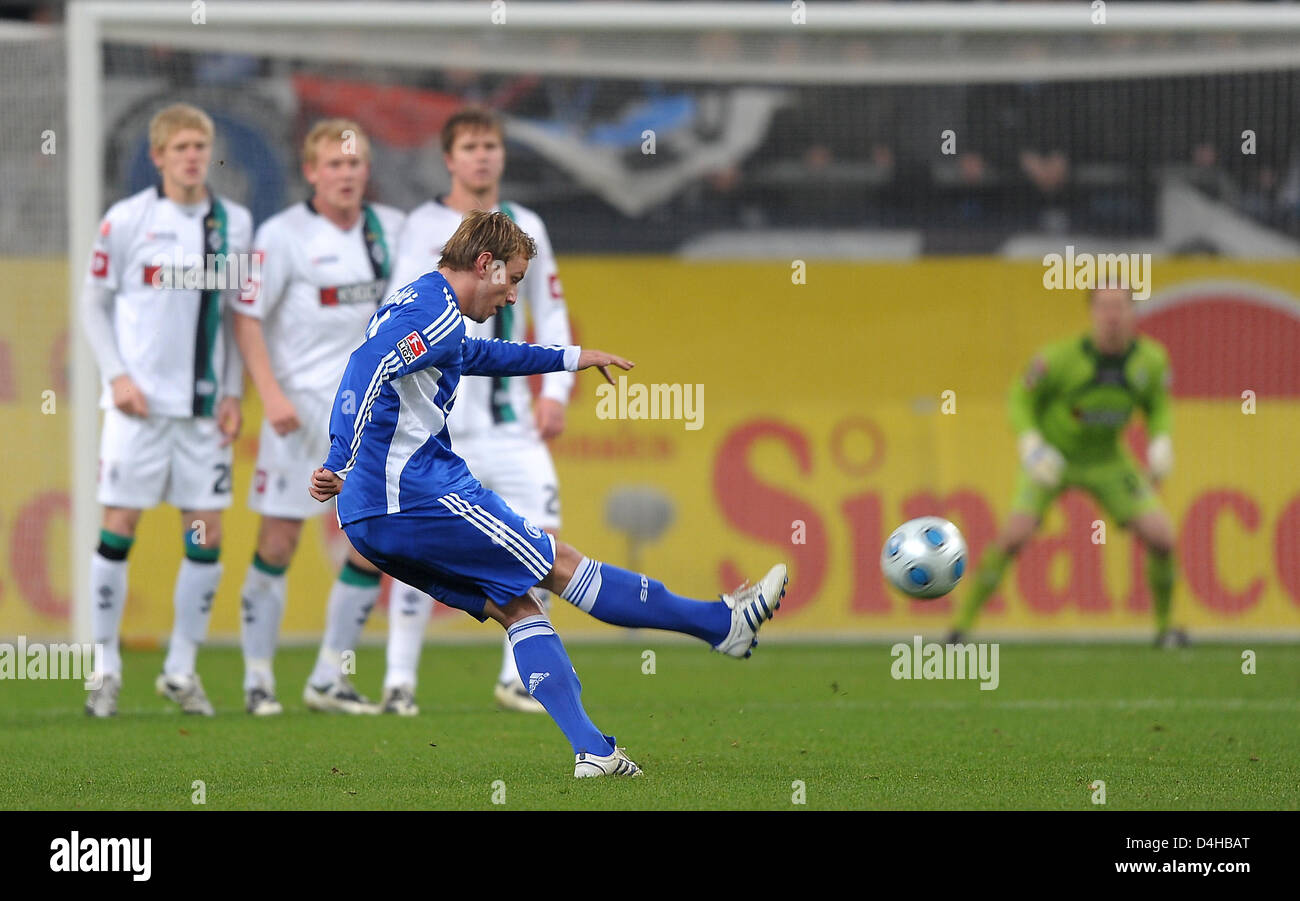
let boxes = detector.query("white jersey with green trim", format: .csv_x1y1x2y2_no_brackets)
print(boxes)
85,185,252,417
238,200,406,396
387,198,574,437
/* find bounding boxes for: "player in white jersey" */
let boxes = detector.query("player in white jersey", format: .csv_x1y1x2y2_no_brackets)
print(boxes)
82,104,251,717
232,120,405,715
380,107,575,715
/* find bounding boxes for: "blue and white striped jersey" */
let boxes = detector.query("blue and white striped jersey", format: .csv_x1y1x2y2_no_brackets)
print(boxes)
322,270,579,524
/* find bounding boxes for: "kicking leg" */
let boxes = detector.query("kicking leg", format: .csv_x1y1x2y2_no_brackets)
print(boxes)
539,542,787,658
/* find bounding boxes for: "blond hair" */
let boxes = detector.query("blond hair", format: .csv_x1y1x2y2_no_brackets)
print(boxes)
148,103,214,153
438,210,536,271
302,118,371,166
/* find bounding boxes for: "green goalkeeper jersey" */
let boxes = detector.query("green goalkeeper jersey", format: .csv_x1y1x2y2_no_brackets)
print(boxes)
1009,334,1172,464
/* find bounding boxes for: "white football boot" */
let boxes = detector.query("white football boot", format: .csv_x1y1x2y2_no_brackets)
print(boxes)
494,679,546,714
245,685,283,716
574,745,643,778
303,675,380,714
713,564,788,659
85,673,121,717
155,672,215,716
381,684,419,716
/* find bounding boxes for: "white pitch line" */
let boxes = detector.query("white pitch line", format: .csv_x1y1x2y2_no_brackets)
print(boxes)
737,698,1300,712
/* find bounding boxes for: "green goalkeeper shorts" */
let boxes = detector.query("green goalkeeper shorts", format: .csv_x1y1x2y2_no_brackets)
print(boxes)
1011,454,1162,526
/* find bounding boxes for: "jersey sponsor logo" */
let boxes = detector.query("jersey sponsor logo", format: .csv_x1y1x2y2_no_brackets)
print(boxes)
310,254,340,266
397,330,428,365
320,280,387,307
91,251,109,278
1071,406,1129,427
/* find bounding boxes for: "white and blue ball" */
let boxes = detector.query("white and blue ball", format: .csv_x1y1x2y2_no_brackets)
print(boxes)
881,516,967,600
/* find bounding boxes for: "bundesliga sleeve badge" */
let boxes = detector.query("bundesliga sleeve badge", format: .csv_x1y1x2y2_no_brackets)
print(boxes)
397,330,428,365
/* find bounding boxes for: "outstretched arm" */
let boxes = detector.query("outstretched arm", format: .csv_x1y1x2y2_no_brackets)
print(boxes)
462,337,634,383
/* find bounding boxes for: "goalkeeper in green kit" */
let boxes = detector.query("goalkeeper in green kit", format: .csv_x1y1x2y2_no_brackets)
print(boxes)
948,287,1185,647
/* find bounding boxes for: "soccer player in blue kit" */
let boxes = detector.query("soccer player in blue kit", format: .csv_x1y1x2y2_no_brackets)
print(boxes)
310,210,787,777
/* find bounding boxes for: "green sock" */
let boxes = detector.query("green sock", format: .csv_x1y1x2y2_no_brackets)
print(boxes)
952,547,1011,633
1147,549,1174,632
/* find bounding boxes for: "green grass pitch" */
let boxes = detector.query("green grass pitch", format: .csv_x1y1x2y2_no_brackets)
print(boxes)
3,642,1297,810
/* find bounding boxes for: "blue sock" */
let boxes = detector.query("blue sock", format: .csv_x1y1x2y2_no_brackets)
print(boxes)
560,557,731,646
507,615,614,757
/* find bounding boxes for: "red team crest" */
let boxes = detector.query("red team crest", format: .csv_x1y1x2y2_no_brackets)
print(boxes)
91,250,109,279
397,330,428,364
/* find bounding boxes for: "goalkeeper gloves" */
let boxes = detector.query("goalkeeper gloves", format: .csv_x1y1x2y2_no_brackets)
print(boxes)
1147,434,1173,482
1018,431,1066,488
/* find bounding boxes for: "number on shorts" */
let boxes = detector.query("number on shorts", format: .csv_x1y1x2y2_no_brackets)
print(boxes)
212,463,232,494
544,484,559,517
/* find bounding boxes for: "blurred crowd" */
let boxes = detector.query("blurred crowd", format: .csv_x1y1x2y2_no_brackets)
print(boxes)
6,1,1300,252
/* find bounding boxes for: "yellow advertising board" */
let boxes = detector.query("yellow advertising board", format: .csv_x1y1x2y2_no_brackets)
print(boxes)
3,257,1299,642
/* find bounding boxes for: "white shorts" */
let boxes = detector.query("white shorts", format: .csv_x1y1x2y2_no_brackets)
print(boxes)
452,428,561,531
97,408,233,511
248,389,335,520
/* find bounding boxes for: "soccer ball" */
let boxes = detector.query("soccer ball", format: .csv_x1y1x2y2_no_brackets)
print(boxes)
880,517,968,600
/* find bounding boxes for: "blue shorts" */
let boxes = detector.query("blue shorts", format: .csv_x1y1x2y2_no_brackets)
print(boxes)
344,484,556,621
